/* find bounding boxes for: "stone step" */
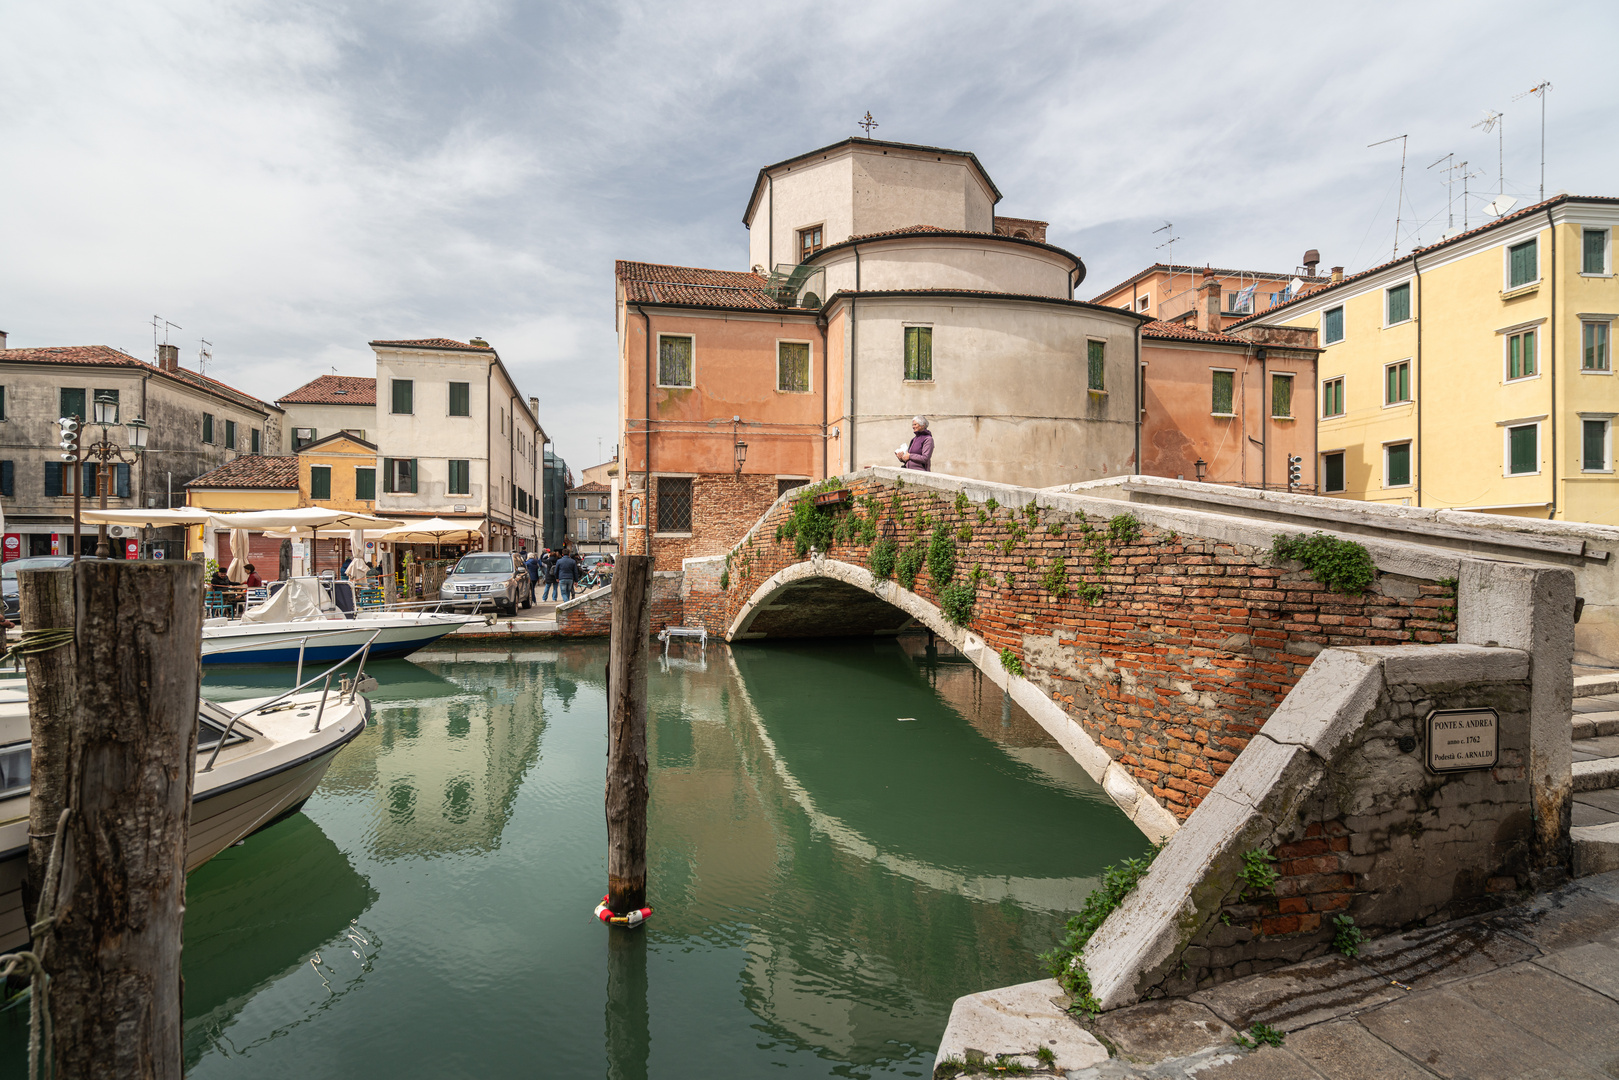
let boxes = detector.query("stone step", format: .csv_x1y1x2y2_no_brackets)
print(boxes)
1575,673,1619,699
1573,757,1619,793
1573,711,1619,740
1572,821,1619,877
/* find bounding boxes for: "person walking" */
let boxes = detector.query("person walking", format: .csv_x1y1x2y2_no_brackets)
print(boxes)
541,549,559,602
556,550,578,602
525,550,541,596
895,415,933,471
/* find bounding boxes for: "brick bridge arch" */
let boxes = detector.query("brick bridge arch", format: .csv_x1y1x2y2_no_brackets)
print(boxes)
683,468,1461,838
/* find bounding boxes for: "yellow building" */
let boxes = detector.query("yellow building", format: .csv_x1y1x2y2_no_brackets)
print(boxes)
183,437,380,559
1230,195,1619,523
296,432,379,512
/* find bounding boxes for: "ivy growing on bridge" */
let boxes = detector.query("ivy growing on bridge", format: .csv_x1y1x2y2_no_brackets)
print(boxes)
1270,531,1376,594
926,524,956,586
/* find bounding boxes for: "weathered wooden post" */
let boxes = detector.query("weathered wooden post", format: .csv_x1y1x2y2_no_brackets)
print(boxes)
31,559,203,1079
19,568,75,928
605,554,651,917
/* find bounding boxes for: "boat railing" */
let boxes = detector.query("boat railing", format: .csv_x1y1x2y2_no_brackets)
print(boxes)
203,627,384,772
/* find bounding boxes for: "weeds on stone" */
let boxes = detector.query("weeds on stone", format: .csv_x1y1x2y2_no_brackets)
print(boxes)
1271,531,1375,594
940,581,976,627
1040,848,1161,1017
868,536,897,581
1233,1023,1285,1049
1047,522,1064,536
1107,513,1142,545
1041,557,1069,599
927,525,957,586
1035,1045,1055,1066
1331,914,1365,958
933,1055,1031,1078
977,507,989,525
719,568,730,591
957,524,973,544
1239,848,1279,897
985,497,1000,513
1075,581,1104,607
954,491,970,515
1004,570,1017,589
999,647,1023,677
896,545,926,591
1023,501,1040,524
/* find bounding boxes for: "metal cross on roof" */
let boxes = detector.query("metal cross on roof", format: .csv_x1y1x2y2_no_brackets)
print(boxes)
859,111,878,136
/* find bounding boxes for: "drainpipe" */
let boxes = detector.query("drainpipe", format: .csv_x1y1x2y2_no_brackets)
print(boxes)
139,373,149,511
637,304,653,555
1133,322,1142,475
817,311,829,479
1258,347,1268,490
1546,208,1558,520
509,391,519,545
851,243,862,472
1413,253,1423,507
767,175,773,270
486,358,495,551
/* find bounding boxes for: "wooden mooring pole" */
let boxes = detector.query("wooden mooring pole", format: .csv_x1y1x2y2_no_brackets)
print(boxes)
22,559,203,1079
605,554,651,916
19,568,74,929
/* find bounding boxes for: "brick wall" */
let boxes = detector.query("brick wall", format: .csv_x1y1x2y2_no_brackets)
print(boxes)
553,572,684,637
687,475,1458,821
633,473,782,572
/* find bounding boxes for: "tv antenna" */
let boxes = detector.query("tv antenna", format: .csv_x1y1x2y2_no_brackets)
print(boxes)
1511,82,1552,200
1472,110,1505,197
198,339,213,375
858,111,878,136
1427,153,1456,232
1152,221,1180,264
1369,135,1409,260
151,316,182,362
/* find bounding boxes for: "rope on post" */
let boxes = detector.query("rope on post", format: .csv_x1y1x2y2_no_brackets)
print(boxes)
1,807,74,1080
2,627,75,667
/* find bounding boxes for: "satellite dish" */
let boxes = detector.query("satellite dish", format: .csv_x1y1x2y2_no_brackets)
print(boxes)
1289,277,1305,292
1484,195,1518,218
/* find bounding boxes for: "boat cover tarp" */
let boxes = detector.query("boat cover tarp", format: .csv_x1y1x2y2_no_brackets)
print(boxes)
241,577,327,625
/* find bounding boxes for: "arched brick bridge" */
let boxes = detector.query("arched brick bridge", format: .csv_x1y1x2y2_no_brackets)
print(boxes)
680,468,1460,837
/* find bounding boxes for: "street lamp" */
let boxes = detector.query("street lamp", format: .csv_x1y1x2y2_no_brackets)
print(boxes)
83,393,147,558
731,414,748,477
1193,457,1208,483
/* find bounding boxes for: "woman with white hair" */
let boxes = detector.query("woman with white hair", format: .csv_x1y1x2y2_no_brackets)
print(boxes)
895,416,933,472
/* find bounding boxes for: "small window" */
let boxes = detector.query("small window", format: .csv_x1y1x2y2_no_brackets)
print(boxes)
448,459,470,495
1211,370,1235,415
1322,451,1346,493
0,385,6,421
1136,294,1150,311
1384,361,1411,404
292,427,315,450
1507,423,1538,475
1583,229,1607,275
202,412,214,444
1271,373,1293,418
309,465,332,500
600,497,610,510
1385,442,1411,487
904,326,932,381
60,387,86,421
576,497,588,510
656,476,693,533
1323,306,1344,345
449,381,471,416
392,379,414,415
1584,322,1611,371
657,335,694,388
355,467,376,500
384,457,418,494
1086,340,1106,391
250,428,261,454
777,342,810,393
778,477,808,497
798,225,823,260
1508,239,1538,288
1583,419,1612,473
1225,290,1253,315
225,420,237,450
1508,329,1537,380
1386,283,1411,325
1322,377,1345,418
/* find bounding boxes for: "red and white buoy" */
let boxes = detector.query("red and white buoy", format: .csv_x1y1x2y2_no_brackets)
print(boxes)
594,894,652,928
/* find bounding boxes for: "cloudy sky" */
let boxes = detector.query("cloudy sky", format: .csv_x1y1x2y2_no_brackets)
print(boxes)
4,1,1615,470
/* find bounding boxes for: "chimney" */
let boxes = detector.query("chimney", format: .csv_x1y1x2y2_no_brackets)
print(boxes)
157,343,180,372
1330,266,1344,283
1302,249,1320,276
529,396,539,418
1198,269,1222,333
0,330,7,350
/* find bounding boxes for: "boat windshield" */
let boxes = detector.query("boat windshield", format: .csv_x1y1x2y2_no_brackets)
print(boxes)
0,742,29,799
453,556,512,575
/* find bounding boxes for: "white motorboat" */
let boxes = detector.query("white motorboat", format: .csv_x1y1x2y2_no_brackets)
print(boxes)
203,577,479,666
0,671,370,955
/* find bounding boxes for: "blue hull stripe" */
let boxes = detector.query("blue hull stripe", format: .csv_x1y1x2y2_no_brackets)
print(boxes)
201,628,458,665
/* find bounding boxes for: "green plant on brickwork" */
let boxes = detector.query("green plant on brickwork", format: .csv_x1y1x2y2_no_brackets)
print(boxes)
956,524,973,544
719,568,730,591
939,581,976,626
1331,914,1365,958
985,497,1000,513
1239,848,1279,897
1271,531,1376,594
1041,557,1069,599
1233,1023,1286,1050
1075,581,1104,607
1025,556,1039,573
927,524,957,586
1107,513,1142,545
896,544,926,590
859,515,878,545
867,536,897,580
1023,501,1040,524
1004,570,1017,589
999,647,1024,677
890,492,903,518
1090,543,1112,573
1040,847,1161,1017
918,513,932,532
1438,576,1458,595
1047,522,1064,536
780,487,841,559
954,491,969,515
895,476,904,487
970,564,985,587
1166,530,1180,544
977,507,989,525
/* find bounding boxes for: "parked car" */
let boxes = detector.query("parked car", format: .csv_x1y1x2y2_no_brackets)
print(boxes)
2,556,75,618
438,552,533,615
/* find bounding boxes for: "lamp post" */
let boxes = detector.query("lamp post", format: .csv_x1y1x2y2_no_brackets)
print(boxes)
82,393,148,558
58,414,83,561
731,415,748,477
1194,457,1208,483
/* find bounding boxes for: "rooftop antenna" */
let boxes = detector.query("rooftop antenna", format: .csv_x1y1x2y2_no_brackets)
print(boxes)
198,338,213,376
1455,161,1483,231
1511,82,1551,200
858,111,878,136
1369,135,1409,260
1427,152,1456,232
1153,221,1181,265
151,316,182,363
1472,110,1505,197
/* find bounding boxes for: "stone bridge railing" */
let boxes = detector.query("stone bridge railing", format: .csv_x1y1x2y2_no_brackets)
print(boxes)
681,468,1492,836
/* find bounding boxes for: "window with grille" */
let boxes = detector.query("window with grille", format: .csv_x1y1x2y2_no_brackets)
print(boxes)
1322,377,1345,418
1507,424,1538,475
1211,370,1235,415
1584,322,1611,371
1508,329,1537,380
658,336,694,387
1322,451,1345,493
799,225,823,260
778,341,810,392
1585,230,1608,275
310,465,331,500
1386,283,1411,324
1271,374,1293,418
777,478,808,497
904,327,932,381
1323,306,1344,344
449,381,470,416
1087,340,1105,391
656,476,693,532
1583,419,1611,472
1384,361,1410,404
1508,240,1538,288
1385,442,1411,487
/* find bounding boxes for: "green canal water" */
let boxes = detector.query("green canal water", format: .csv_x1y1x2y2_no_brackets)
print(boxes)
3,636,1149,1078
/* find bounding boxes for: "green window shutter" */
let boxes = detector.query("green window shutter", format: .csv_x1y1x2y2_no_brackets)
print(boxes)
1509,241,1537,288
657,337,693,387
60,387,85,420
1523,330,1536,376
0,385,6,421
392,379,414,414
1386,443,1410,487
1584,230,1606,275
777,343,809,392
1211,371,1234,414
1509,425,1538,474
44,461,61,498
355,467,376,500
408,458,418,494
0,460,11,498
116,463,130,499
1324,452,1344,493
449,381,470,416
904,327,933,380
1087,340,1105,391
382,458,395,493
310,466,331,500
202,413,213,443
1323,307,1343,344
251,428,261,454
83,463,96,495
1271,375,1291,417
1386,284,1410,324
448,460,468,495
1584,420,1608,471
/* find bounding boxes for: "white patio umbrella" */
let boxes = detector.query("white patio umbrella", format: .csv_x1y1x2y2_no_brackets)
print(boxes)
211,508,403,575
227,529,251,583
374,517,485,544
78,508,213,527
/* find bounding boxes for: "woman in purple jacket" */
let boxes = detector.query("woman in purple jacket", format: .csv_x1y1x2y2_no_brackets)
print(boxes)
896,415,933,471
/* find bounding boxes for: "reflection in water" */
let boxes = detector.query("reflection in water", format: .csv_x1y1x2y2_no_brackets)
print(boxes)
605,931,650,1080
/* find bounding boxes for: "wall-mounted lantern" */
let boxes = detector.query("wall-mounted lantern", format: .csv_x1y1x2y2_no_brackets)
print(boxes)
1194,457,1207,482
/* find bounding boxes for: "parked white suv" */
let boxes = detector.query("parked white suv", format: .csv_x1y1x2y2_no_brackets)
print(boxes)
438,552,533,615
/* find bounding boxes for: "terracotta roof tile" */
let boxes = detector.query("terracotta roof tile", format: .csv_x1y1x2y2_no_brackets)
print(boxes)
368,337,494,352
846,224,955,241
185,454,300,489
615,260,794,310
1140,320,1246,344
1093,263,1330,304
0,345,274,411
568,481,611,493
277,374,378,405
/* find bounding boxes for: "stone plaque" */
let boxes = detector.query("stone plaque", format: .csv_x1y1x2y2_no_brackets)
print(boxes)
1425,708,1499,772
